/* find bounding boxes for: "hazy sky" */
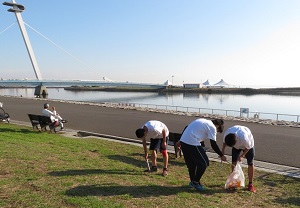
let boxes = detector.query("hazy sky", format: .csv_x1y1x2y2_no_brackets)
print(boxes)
1,0,300,87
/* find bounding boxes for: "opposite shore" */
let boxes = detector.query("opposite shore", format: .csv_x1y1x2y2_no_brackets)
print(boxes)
63,86,300,96
2,85,300,96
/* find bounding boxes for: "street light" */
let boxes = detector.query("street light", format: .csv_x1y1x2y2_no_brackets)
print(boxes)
172,75,174,86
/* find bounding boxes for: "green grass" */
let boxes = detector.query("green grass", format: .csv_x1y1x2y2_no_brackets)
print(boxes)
0,123,299,208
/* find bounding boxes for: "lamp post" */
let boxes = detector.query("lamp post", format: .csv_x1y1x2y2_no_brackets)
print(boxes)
172,75,174,86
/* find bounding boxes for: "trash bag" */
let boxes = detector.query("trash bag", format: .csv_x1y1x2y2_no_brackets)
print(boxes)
225,163,245,189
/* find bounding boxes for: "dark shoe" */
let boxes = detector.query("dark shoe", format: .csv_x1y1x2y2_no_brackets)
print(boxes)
151,166,157,172
144,166,157,173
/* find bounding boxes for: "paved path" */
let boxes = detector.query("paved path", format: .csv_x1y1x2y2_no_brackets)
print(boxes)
1,96,300,168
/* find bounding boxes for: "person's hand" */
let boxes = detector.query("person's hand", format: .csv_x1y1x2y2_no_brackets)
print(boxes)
220,155,227,161
176,141,181,151
238,156,244,162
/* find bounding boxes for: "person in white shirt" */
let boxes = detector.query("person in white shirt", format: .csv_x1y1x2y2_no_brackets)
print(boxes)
178,118,226,191
135,120,169,176
222,125,256,193
42,103,66,130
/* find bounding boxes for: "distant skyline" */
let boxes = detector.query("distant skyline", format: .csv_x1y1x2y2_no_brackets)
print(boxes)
1,0,300,88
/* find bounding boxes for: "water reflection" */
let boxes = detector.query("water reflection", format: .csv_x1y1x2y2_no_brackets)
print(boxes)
216,94,230,104
183,93,200,99
1,88,300,120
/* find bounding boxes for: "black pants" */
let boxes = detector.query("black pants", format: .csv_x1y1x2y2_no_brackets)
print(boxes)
181,141,209,183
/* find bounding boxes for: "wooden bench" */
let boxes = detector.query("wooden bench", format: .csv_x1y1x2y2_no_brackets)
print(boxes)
28,114,60,133
168,132,183,158
0,107,10,123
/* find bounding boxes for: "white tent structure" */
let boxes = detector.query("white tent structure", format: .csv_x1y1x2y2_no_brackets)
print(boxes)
202,79,211,87
213,79,230,88
164,80,172,86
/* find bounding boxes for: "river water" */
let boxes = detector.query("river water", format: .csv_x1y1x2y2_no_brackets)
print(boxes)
1,87,300,122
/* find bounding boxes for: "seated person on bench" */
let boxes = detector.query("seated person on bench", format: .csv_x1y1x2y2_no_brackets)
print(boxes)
42,103,67,130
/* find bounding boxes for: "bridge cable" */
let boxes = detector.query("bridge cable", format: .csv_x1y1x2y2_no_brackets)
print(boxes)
23,22,103,78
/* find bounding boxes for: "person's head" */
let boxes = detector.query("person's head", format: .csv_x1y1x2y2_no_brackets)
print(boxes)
224,133,237,147
135,128,145,138
212,119,224,133
44,103,49,109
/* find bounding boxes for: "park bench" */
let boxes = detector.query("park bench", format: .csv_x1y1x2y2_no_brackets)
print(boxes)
168,132,183,158
0,102,10,123
28,114,61,133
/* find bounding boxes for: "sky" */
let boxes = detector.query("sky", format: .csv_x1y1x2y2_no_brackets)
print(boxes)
0,0,300,88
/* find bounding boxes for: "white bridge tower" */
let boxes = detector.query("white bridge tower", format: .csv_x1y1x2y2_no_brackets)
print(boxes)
3,0,47,97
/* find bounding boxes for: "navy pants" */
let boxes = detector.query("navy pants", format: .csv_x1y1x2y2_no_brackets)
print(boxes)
181,141,209,183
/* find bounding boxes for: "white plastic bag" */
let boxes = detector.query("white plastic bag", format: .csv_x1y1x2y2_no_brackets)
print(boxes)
225,163,245,189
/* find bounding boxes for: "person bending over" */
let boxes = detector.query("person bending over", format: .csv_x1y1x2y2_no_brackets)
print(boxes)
178,118,226,191
222,125,256,193
135,120,169,176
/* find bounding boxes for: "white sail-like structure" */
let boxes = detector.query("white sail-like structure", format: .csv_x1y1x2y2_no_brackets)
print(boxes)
202,79,211,87
213,79,230,88
164,80,172,86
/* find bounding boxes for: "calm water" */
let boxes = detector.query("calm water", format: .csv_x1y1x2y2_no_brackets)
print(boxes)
1,88,300,121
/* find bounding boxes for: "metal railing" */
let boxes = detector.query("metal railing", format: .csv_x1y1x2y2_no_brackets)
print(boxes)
112,102,300,123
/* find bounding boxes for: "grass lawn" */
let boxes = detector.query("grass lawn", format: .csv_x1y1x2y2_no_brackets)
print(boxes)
0,123,299,208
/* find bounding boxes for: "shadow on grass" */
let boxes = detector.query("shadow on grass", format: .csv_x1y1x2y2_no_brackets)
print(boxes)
257,172,300,187
0,127,32,134
274,197,300,207
107,154,146,168
48,168,139,176
108,153,186,168
65,184,227,197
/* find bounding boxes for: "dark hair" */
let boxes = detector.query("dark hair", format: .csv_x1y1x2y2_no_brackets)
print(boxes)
212,119,224,133
135,128,145,138
225,133,236,147
44,103,49,108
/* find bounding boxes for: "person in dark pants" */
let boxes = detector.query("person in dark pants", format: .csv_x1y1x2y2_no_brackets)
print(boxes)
135,120,169,176
178,118,226,191
222,125,256,193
